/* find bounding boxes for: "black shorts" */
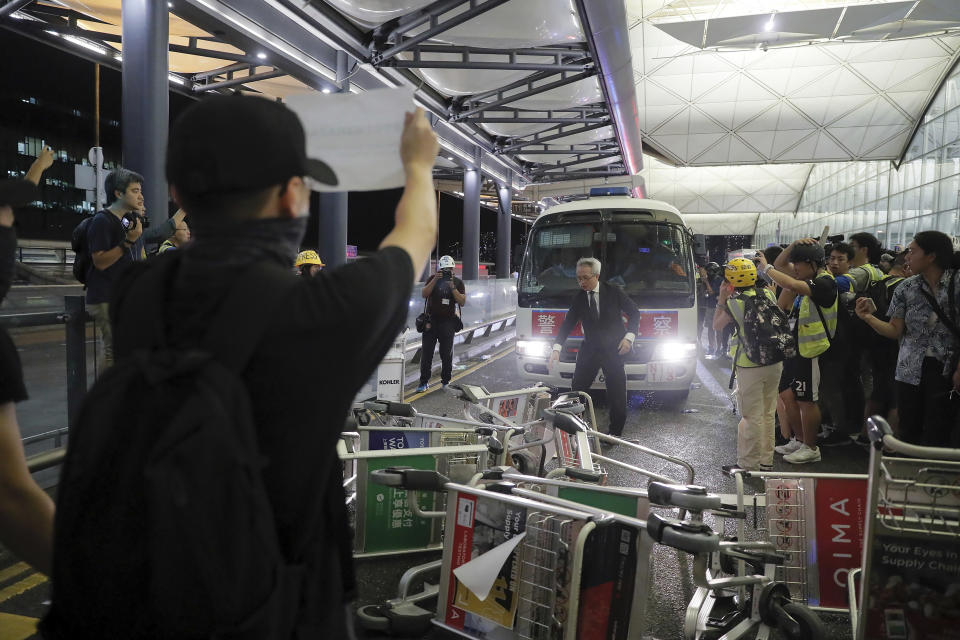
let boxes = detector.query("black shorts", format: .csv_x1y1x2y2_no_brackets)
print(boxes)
782,355,820,403
0,327,27,404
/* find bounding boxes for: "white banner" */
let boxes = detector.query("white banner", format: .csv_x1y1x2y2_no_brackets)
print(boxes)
285,86,422,192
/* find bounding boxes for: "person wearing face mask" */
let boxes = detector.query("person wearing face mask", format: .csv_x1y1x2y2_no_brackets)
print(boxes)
417,254,466,392
43,96,439,639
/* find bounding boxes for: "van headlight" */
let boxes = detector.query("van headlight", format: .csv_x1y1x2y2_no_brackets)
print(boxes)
654,342,697,362
517,340,551,358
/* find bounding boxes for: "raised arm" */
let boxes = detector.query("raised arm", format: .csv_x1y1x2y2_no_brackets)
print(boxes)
378,108,439,275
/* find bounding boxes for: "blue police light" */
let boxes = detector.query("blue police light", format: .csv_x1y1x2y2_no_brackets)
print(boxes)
589,186,631,197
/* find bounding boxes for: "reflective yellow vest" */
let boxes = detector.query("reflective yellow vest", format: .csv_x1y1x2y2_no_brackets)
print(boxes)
797,270,837,358
726,287,779,368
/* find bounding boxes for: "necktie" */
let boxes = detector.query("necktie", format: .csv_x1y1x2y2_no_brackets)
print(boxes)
589,290,598,320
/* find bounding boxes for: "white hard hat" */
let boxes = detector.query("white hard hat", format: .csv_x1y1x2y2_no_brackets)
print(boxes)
439,255,455,269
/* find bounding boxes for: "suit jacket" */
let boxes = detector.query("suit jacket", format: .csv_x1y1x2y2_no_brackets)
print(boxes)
555,281,641,351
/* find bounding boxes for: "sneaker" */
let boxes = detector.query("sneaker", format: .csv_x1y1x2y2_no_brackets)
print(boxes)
818,430,853,447
442,383,449,389
416,383,428,393
774,432,791,447
775,438,803,455
784,444,822,464
758,463,774,471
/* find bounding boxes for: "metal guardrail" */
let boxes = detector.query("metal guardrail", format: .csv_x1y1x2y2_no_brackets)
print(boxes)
406,312,516,364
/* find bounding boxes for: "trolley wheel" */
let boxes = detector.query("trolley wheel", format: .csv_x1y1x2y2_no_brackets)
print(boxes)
479,412,495,424
356,604,390,632
778,602,826,640
758,582,792,627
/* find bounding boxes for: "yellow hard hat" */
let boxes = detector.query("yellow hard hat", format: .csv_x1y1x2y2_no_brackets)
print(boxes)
724,258,757,287
295,250,325,267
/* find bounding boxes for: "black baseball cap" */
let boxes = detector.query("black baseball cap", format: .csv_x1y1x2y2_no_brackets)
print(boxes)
0,180,39,207
166,95,338,195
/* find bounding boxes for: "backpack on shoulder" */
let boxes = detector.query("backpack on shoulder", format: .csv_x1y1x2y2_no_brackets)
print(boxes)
70,215,94,286
846,271,902,347
41,253,302,640
731,286,796,367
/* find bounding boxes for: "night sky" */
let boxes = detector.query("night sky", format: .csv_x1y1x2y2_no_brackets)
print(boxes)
1,30,526,260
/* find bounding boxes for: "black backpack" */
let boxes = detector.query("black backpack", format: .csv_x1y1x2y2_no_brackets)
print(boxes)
730,286,796,367
41,254,302,640
70,215,94,285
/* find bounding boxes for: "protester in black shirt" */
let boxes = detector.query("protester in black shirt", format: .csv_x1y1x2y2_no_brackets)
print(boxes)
47,97,439,638
417,254,465,392
0,150,57,576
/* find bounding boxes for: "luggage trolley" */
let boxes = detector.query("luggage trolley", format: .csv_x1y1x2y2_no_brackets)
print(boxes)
852,416,960,640
365,468,721,640
726,467,869,615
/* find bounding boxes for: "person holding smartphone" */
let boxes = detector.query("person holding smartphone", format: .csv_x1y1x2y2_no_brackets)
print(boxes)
417,254,466,392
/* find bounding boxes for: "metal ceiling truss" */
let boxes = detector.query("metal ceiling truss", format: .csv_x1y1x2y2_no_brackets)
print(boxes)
8,0,635,187
379,44,591,73
1,6,291,95
368,0,513,64
499,120,611,152
453,69,598,120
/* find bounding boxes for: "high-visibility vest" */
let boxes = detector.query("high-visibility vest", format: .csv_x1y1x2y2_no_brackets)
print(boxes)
797,270,837,358
726,287,779,368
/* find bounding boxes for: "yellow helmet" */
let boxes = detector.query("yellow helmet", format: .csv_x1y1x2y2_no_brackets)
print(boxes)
724,258,757,287
295,250,325,267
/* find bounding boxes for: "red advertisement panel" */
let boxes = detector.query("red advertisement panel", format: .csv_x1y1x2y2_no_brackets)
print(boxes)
814,478,868,609
445,494,477,630
531,310,678,339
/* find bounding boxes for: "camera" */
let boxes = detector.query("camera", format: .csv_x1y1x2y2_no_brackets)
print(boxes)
441,270,452,280
120,212,139,231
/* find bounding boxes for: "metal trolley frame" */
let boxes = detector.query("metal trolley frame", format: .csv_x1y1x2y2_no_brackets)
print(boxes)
852,417,960,640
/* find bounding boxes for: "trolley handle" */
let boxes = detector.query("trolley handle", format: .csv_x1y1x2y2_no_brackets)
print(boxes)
647,482,722,511
867,415,960,460
550,396,586,415
361,400,417,418
646,513,719,554
370,467,449,491
541,408,588,435
564,468,603,483
474,425,526,436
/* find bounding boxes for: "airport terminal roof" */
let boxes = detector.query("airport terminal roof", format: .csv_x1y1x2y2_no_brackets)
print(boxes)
3,0,959,215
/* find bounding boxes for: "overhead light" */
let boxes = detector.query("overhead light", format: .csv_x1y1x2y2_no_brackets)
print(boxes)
764,14,776,32
62,34,107,56
167,2,173,7
321,87,331,94
447,156,454,161
257,52,267,60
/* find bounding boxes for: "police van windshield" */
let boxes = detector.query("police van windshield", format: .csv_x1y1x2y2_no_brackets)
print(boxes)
519,215,694,308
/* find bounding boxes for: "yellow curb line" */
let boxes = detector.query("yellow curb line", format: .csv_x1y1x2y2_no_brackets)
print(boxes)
0,611,39,640
0,563,29,586
0,572,47,605
405,345,516,403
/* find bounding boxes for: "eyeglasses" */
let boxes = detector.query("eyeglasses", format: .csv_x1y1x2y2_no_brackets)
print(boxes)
576,274,597,282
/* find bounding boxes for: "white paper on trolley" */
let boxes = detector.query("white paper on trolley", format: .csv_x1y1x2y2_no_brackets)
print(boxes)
285,86,422,192
452,531,527,601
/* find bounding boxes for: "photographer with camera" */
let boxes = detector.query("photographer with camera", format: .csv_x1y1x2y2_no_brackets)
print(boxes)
85,168,147,373
417,255,466,392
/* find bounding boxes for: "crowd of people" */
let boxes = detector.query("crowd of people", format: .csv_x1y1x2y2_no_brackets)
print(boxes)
0,89,958,637
705,231,960,472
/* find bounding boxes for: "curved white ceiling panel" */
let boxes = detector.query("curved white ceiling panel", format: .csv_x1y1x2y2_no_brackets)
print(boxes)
505,76,603,109
414,0,584,49
322,0,435,27
412,53,543,95
627,0,960,166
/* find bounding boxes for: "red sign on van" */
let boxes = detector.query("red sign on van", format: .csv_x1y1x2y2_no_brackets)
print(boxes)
531,310,678,338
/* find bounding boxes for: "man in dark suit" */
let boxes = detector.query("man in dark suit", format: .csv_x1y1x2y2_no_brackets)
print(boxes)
549,257,641,436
